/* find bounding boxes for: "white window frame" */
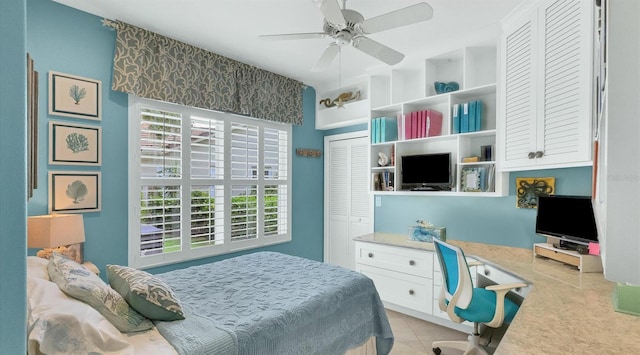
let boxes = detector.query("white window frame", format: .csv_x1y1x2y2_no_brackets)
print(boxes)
128,96,292,269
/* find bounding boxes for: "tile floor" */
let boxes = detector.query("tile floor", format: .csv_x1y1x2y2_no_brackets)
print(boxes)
386,309,470,355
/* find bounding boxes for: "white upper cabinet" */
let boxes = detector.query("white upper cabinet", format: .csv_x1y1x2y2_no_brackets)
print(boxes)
498,0,594,171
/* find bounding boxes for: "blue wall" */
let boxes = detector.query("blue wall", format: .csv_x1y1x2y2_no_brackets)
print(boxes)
0,0,27,353
26,0,325,276
374,167,593,248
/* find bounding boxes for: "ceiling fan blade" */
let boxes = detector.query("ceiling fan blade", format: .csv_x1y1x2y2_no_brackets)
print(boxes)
312,44,340,72
259,32,327,41
352,36,404,65
316,0,346,27
360,2,434,34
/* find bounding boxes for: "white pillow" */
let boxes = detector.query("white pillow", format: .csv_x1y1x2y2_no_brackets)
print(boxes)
27,256,50,281
27,276,134,355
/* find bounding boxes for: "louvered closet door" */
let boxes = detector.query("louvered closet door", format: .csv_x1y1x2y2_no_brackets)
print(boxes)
326,136,370,270
537,0,592,165
501,7,538,169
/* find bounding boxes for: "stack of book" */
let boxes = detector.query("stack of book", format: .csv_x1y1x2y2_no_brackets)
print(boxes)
452,100,483,134
400,109,443,140
371,117,398,143
372,171,394,191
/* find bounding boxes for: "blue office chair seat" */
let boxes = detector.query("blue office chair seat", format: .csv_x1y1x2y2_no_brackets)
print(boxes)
450,288,520,325
432,238,527,355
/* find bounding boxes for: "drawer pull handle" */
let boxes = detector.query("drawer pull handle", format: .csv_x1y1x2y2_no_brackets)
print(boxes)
408,290,415,295
409,260,415,266
368,252,374,258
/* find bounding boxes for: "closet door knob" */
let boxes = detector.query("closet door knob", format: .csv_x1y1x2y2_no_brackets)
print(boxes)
409,260,415,266
535,151,544,158
368,252,374,258
484,269,490,276
408,290,415,295
528,152,536,159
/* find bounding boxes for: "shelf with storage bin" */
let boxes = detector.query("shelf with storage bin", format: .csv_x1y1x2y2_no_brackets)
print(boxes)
332,40,507,196
369,43,498,106
368,87,505,196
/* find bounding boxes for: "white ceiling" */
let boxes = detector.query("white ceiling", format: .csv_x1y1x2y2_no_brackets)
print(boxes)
52,0,528,92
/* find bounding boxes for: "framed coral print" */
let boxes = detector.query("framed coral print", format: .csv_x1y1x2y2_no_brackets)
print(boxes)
48,71,102,120
49,121,102,166
49,171,101,213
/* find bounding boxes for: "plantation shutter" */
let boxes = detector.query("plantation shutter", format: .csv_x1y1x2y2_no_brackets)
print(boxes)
230,122,259,242
263,127,289,237
190,117,225,248
139,108,183,255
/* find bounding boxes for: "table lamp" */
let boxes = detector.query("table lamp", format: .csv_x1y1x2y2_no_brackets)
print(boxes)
28,214,85,263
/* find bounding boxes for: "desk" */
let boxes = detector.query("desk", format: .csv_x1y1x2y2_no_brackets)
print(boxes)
448,240,640,354
354,233,640,354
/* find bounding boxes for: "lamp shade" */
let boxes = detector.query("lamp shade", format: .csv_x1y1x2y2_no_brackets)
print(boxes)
27,214,85,248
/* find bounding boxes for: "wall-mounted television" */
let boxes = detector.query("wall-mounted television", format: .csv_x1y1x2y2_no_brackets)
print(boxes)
401,153,451,191
535,195,598,246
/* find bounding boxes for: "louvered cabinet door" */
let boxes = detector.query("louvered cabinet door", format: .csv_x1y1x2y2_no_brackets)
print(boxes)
500,0,593,170
501,6,538,169
537,0,593,166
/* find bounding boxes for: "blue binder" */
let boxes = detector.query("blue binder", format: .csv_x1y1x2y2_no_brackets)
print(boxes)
460,102,469,133
468,101,477,132
475,100,482,131
381,117,398,142
452,104,461,134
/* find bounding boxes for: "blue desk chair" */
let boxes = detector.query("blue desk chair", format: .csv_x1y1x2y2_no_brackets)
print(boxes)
432,239,526,355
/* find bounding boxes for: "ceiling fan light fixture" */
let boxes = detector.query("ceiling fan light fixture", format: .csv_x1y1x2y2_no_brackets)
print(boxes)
335,30,352,46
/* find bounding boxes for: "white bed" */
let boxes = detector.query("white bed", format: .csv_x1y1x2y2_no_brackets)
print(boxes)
27,253,392,355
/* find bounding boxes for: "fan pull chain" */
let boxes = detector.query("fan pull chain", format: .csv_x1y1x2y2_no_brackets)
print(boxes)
338,46,342,89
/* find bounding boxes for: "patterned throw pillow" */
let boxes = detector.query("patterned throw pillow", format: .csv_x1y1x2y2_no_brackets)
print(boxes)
47,252,154,332
107,264,185,321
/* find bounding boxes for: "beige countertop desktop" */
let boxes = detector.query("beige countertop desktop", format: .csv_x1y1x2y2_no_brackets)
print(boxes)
354,233,640,354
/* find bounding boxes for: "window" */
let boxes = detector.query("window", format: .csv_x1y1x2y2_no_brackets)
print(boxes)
129,97,291,268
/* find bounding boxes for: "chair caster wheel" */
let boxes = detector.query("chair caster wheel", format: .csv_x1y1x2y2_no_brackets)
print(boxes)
432,347,441,355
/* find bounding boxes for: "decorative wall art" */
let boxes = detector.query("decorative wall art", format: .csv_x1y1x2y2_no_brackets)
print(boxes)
516,177,555,209
27,53,39,200
48,71,102,120
318,90,361,108
49,121,102,166
49,171,102,213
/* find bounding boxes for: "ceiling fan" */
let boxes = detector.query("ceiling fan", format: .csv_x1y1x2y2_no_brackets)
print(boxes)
259,0,434,71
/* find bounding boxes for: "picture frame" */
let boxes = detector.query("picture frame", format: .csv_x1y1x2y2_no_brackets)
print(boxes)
48,71,101,120
49,171,102,213
460,167,486,192
27,53,39,200
49,120,102,166
515,177,555,209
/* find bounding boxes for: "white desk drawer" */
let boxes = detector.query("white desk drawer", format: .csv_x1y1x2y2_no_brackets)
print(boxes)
433,267,476,287
356,242,433,278
476,264,530,298
358,264,432,314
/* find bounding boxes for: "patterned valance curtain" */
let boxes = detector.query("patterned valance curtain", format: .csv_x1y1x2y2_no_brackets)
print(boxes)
111,21,303,125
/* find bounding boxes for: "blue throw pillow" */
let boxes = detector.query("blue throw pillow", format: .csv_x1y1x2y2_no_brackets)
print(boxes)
107,264,185,321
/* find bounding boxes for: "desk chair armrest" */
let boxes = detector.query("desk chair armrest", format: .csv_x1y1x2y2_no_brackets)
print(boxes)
485,282,527,292
467,260,484,267
484,282,528,328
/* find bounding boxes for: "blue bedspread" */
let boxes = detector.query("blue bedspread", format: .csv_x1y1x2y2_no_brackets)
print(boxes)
154,251,394,355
